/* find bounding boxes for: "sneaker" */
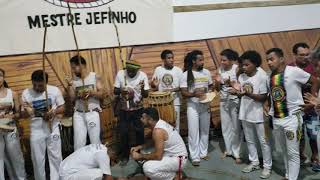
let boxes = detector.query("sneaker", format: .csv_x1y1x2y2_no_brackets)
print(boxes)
242,163,260,173
260,168,271,179
191,161,200,166
312,163,320,172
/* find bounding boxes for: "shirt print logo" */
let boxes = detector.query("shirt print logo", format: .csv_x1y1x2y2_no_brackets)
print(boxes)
44,0,115,8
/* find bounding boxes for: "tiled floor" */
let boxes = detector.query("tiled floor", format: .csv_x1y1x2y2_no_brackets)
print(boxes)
112,136,320,180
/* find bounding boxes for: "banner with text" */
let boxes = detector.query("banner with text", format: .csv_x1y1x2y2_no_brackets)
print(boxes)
0,0,173,56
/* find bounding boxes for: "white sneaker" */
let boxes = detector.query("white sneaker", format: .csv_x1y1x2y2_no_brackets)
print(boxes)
260,168,271,179
242,163,260,173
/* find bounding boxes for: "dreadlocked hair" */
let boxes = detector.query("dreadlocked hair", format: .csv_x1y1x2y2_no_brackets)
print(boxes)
184,50,203,89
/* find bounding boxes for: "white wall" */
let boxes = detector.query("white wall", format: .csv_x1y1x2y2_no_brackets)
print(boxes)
173,2,320,42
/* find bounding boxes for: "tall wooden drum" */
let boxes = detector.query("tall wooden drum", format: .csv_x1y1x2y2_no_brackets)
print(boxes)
100,95,117,144
147,91,175,126
15,118,33,175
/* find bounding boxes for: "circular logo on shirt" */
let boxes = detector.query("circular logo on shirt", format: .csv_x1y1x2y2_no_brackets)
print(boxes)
43,0,115,8
10,132,17,140
271,86,285,102
162,74,173,86
242,82,253,94
52,134,60,141
286,131,295,140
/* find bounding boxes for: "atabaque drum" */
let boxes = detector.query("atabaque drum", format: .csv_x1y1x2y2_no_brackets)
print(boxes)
147,91,175,126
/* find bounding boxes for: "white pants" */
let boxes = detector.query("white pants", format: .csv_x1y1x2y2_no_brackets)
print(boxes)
60,169,103,180
187,102,210,162
273,113,302,180
31,125,62,180
220,100,242,158
143,156,187,180
73,111,101,150
242,121,272,169
174,105,181,133
0,129,26,180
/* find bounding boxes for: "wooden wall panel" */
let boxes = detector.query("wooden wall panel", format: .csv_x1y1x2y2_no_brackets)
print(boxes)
0,28,319,137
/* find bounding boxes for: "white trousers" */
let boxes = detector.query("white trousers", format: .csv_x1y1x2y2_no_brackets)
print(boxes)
273,113,302,180
187,102,210,162
30,125,62,180
143,156,187,180
60,169,103,180
73,111,101,150
174,105,181,133
242,121,272,169
220,100,242,158
0,129,26,180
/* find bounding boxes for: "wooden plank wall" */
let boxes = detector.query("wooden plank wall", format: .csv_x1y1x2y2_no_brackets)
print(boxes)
0,29,320,136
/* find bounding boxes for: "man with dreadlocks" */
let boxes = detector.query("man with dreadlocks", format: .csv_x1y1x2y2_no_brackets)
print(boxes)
180,50,213,166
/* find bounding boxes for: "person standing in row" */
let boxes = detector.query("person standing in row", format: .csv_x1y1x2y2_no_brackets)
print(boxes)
114,60,150,166
21,70,65,180
0,68,26,180
235,51,272,179
151,50,183,132
266,48,318,180
180,50,213,166
66,55,104,150
215,49,242,164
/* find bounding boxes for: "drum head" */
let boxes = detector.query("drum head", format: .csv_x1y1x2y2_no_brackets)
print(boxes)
0,124,15,132
149,91,170,96
60,117,73,127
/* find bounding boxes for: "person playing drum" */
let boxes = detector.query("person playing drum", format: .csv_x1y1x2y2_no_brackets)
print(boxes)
21,70,65,180
151,50,183,133
114,60,150,166
0,68,26,180
131,107,188,180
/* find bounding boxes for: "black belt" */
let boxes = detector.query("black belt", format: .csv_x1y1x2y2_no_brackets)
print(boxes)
75,108,100,113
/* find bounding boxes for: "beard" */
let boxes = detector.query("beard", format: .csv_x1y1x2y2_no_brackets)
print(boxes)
197,65,204,71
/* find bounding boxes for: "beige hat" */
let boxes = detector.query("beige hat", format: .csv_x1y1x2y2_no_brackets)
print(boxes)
199,92,217,104
0,124,15,132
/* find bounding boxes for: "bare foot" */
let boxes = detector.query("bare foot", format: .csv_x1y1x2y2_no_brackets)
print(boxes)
235,158,242,164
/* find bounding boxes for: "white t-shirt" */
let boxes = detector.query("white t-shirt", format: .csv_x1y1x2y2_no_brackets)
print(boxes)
0,88,14,125
155,120,188,157
59,144,111,177
219,64,238,99
152,66,183,106
73,72,101,111
22,85,65,133
180,68,213,103
257,67,268,76
114,70,150,110
238,69,268,123
269,66,311,121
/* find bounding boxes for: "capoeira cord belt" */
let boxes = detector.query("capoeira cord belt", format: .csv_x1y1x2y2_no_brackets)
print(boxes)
270,72,289,118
